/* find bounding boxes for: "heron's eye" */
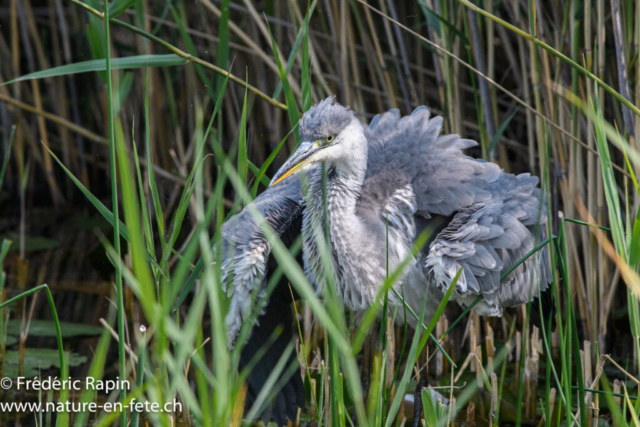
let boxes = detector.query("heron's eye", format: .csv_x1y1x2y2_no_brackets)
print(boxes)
326,135,335,143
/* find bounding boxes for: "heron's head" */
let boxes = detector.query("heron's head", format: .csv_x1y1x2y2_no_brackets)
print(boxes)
271,97,362,186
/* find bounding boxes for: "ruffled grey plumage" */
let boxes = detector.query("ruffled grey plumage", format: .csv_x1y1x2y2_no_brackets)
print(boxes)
220,97,553,426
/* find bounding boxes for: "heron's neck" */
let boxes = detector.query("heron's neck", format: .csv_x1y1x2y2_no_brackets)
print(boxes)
304,128,377,309
313,122,368,211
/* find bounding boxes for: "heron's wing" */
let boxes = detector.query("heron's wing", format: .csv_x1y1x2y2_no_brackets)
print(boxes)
360,107,554,327
361,106,501,220
221,175,305,426
425,173,553,319
222,176,304,342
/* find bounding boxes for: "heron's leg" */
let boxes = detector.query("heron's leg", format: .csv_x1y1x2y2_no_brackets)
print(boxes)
411,373,428,427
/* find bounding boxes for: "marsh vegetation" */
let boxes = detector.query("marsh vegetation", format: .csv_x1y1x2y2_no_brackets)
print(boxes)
1,0,640,425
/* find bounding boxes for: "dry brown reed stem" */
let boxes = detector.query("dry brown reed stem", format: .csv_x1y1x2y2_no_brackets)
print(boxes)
100,317,137,364
595,0,608,352
466,401,475,424
466,8,495,142
583,342,592,393
362,4,397,109
384,0,416,111
573,196,640,297
512,2,535,172
515,329,522,384
323,0,341,98
584,85,598,347
30,78,64,205
474,350,483,397
419,0,442,104
547,387,556,423
354,0,631,180
375,1,406,111
613,380,622,406
347,23,364,112
286,0,331,99
435,317,443,378
490,372,498,424
385,316,395,388
528,2,545,185
572,353,606,422
0,93,107,144
240,0,301,97
53,0,83,174
609,0,635,139
434,1,453,133
580,0,597,343
16,0,64,206
453,353,474,383
604,354,640,387
486,324,494,374
338,0,350,106
473,351,486,417
484,0,495,115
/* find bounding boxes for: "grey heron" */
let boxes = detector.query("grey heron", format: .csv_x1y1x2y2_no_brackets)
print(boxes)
222,97,554,425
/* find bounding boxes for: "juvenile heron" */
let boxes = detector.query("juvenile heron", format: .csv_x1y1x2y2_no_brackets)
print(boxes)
222,97,553,425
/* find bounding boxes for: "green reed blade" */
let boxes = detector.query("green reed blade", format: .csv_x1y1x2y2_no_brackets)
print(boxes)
115,120,157,319
102,3,127,423
272,0,318,102
217,0,231,89
130,129,155,262
107,0,140,19
2,54,185,86
144,69,165,244
563,217,612,231
74,313,114,427
488,108,518,153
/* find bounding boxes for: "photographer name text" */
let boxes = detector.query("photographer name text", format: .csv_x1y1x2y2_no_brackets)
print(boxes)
13,376,129,393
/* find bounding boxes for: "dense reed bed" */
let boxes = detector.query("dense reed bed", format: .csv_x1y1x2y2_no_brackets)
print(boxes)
1,0,640,425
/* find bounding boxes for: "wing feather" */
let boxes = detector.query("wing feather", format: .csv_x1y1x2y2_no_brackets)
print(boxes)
221,175,305,426
361,106,500,219
222,176,304,344
425,173,552,316
361,106,552,322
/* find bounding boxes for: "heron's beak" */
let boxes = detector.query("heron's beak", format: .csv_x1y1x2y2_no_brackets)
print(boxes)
270,141,321,186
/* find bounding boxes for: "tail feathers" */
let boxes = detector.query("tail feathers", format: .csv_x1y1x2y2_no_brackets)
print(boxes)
239,299,304,426
531,286,557,331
